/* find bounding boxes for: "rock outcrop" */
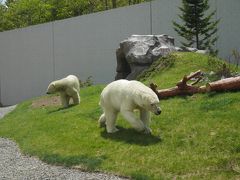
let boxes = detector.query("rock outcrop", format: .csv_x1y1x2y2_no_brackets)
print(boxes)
115,34,207,80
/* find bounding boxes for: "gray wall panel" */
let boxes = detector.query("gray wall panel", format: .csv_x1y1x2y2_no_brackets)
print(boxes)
151,0,181,45
53,3,151,83
0,24,54,105
152,0,240,55
216,0,240,59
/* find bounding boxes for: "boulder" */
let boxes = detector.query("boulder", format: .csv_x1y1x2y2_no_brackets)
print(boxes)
115,34,177,80
115,34,208,80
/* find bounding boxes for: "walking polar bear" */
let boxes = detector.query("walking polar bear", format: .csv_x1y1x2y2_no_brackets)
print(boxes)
46,75,80,108
99,79,161,134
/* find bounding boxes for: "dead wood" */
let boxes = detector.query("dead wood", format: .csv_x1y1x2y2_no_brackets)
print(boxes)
150,70,240,99
206,76,240,92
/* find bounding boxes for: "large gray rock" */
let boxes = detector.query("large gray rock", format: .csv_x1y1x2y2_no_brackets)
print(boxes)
115,34,177,80
115,34,208,80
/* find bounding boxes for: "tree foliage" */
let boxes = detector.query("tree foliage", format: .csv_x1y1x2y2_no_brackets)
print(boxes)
173,0,219,55
0,0,150,32
3,0,52,30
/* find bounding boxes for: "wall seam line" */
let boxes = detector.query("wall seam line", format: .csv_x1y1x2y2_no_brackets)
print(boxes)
150,0,153,35
0,60,1,106
52,22,56,80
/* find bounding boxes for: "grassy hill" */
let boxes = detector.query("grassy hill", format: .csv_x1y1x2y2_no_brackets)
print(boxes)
0,52,239,179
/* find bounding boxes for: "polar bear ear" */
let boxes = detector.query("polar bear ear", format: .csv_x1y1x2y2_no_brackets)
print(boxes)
51,82,56,88
47,83,54,90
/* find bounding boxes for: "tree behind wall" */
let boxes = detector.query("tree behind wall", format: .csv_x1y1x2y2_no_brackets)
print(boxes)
0,4,6,31
112,0,116,8
0,0,150,32
173,0,219,55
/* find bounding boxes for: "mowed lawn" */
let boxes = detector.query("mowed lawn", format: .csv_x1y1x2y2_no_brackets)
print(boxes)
0,53,239,179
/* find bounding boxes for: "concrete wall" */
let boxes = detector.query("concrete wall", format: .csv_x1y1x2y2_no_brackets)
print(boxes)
151,0,181,41
0,2,151,105
215,0,240,59
152,0,240,57
0,24,54,105
53,3,151,81
0,0,240,105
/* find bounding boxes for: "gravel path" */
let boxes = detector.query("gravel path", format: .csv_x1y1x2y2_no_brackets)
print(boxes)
0,105,17,119
0,106,128,180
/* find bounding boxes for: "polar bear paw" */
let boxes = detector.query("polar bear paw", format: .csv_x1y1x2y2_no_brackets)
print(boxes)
143,127,152,134
107,127,119,133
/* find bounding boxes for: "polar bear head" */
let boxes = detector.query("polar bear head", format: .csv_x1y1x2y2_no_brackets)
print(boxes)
136,91,161,115
143,96,161,115
46,82,56,94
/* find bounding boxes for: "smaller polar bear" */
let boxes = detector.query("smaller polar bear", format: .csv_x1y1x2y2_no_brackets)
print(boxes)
99,79,161,134
46,75,80,108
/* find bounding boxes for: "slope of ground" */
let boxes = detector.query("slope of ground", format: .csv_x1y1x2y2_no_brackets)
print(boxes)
0,52,239,179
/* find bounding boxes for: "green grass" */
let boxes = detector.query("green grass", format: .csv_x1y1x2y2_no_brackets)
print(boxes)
0,52,240,179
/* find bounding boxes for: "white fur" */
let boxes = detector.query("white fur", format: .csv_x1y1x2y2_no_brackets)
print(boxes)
46,75,80,108
99,79,161,134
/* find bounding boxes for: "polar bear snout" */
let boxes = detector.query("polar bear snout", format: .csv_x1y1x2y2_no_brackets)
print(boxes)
151,104,161,115
46,89,52,94
155,108,162,115
46,90,53,94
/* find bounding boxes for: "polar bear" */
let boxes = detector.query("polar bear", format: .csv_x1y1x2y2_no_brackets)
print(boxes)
99,79,161,134
46,75,80,108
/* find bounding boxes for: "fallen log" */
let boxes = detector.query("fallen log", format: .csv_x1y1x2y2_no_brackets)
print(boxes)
206,76,240,92
150,70,240,99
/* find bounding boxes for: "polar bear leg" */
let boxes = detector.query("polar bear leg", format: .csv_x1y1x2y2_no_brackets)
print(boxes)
140,109,152,134
105,110,119,133
72,90,80,105
121,110,145,132
60,92,69,108
98,113,106,127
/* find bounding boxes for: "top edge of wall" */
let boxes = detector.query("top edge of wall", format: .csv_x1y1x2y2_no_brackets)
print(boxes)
0,0,154,34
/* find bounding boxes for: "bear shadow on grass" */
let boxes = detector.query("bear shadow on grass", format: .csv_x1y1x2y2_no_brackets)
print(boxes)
100,126,161,146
